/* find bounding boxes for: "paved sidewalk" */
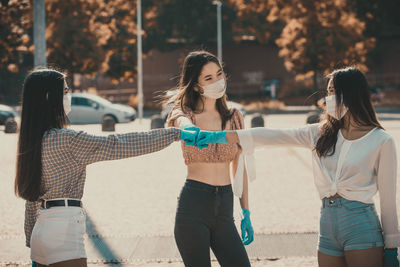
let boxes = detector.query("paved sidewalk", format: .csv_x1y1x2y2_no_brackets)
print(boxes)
0,232,318,265
1,114,399,266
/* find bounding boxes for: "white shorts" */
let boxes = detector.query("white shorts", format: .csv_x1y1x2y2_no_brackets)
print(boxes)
30,206,87,265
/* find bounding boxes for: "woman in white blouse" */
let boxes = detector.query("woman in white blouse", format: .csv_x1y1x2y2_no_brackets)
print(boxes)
197,66,399,267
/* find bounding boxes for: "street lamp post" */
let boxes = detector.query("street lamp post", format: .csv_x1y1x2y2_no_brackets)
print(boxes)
212,1,222,61
33,0,46,67
137,0,143,122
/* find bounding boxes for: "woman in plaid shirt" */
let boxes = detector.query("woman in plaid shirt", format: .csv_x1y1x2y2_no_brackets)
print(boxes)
14,68,197,266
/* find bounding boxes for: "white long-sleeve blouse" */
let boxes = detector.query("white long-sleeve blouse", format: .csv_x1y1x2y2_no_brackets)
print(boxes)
236,124,400,248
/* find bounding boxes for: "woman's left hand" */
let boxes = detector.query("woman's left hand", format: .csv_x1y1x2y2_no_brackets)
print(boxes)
384,248,399,267
241,209,254,245
197,130,227,147
180,129,199,146
180,125,210,149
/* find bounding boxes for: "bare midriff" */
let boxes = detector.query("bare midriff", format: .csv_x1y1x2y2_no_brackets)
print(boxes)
328,193,342,198
186,162,232,186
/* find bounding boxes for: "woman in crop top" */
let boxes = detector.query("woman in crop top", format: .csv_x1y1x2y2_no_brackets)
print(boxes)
166,51,253,267
199,67,400,267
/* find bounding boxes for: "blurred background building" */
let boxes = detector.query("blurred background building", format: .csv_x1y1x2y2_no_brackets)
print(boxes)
1,0,400,108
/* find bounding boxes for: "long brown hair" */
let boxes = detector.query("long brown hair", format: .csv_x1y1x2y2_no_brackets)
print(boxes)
315,66,383,157
171,50,232,129
15,68,69,201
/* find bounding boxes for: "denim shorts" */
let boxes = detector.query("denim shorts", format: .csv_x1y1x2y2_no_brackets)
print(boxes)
318,197,384,257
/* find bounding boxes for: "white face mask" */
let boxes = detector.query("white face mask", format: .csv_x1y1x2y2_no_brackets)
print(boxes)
63,93,72,115
325,95,348,120
199,78,226,99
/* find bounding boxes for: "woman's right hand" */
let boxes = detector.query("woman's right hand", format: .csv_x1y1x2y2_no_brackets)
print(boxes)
180,129,199,147
181,128,228,149
197,130,227,146
384,248,399,267
182,124,200,134
241,209,254,245
180,124,208,149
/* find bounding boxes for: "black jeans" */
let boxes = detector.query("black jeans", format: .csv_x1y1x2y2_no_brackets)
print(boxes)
174,179,251,267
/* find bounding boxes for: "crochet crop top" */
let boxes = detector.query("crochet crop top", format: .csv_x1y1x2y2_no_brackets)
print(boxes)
166,106,244,165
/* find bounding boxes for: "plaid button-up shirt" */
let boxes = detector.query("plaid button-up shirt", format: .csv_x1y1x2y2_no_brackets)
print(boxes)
25,127,180,247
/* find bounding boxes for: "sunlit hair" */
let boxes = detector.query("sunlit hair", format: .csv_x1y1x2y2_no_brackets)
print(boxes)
15,68,69,201
315,66,383,157
170,50,232,129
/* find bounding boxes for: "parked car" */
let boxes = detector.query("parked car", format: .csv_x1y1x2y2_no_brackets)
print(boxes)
68,93,136,124
0,104,16,125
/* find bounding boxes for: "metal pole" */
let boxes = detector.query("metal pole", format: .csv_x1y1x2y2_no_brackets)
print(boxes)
137,0,143,122
213,1,222,61
33,0,46,67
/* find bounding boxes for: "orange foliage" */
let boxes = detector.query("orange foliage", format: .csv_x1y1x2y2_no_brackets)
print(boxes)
272,0,375,82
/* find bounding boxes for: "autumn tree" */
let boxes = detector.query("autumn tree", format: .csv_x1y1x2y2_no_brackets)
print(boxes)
269,0,375,92
229,0,282,44
0,0,32,73
98,0,137,83
45,0,105,84
0,0,33,103
2,0,387,100
1,0,109,85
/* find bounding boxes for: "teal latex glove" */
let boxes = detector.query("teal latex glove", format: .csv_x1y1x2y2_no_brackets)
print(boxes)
384,248,399,267
180,129,198,147
32,262,37,267
182,124,208,149
182,124,200,135
196,130,227,148
181,124,209,149
241,209,254,245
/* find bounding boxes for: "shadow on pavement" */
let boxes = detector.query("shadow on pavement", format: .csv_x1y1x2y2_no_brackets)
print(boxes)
85,212,122,266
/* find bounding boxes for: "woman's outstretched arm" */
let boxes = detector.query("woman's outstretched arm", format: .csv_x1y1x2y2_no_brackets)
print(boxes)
226,130,240,143
225,124,320,152
66,128,181,166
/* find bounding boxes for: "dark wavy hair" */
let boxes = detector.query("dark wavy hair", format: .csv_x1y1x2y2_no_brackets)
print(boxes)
15,68,69,201
171,50,233,129
315,66,383,157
